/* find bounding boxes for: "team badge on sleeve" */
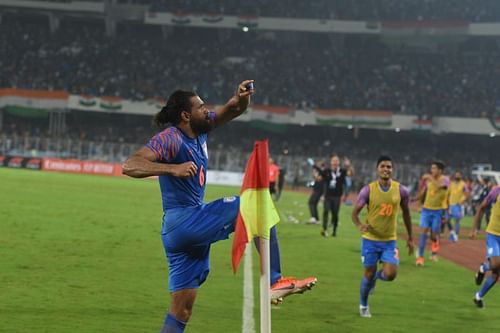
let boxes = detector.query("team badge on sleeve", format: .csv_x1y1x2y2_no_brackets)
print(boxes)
224,196,237,203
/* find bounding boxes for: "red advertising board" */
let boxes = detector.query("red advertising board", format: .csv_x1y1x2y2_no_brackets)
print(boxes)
42,158,122,176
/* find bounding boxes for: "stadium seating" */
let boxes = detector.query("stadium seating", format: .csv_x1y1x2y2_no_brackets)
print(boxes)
0,14,498,117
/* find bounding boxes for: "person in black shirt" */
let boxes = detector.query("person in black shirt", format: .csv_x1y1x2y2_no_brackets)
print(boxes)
321,154,354,237
307,160,326,224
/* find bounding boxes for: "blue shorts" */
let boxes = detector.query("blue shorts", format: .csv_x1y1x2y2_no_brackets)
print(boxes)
420,208,442,233
486,233,500,258
361,238,399,268
450,204,464,220
161,196,239,292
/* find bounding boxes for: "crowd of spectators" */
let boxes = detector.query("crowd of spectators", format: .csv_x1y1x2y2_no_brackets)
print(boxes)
26,0,500,21
2,110,498,170
1,14,499,118
148,0,500,22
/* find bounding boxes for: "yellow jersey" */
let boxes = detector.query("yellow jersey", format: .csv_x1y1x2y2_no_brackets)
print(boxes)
423,176,449,210
486,186,500,236
362,180,406,241
449,180,467,206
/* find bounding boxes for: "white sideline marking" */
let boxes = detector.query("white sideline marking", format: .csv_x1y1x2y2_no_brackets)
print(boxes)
242,243,255,333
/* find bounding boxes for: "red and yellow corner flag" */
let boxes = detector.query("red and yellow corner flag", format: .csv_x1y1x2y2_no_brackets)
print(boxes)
232,140,280,273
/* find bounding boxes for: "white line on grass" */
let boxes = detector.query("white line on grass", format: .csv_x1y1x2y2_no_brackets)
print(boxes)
242,243,255,333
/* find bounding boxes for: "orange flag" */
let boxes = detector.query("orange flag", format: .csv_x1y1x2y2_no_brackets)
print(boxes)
232,140,280,273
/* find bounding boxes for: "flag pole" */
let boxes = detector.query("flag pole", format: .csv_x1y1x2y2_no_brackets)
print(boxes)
260,238,271,333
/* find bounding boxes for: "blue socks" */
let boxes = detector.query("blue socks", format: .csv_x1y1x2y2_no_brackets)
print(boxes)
480,262,490,273
454,220,461,235
360,276,375,307
418,233,428,257
479,275,498,298
161,313,186,333
255,226,282,285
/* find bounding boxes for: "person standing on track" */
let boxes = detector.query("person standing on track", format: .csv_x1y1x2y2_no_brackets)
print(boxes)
321,154,354,237
307,159,325,225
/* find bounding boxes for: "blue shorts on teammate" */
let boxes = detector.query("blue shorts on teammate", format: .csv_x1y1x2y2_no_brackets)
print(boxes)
420,208,442,233
161,197,240,292
450,204,464,220
486,233,500,258
361,239,400,268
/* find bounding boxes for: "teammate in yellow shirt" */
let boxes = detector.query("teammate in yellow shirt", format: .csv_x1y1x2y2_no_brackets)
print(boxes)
470,185,500,308
447,171,469,242
352,156,414,318
413,161,450,265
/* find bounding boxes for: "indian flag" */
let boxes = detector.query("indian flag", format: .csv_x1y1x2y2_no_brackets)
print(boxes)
0,88,68,110
237,15,259,29
78,95,97,107
172,12,191,25
250,106,289,132
99,96,123,110
203,13,224,23
413,118,433,131
232,140,280,273
315,109,392,127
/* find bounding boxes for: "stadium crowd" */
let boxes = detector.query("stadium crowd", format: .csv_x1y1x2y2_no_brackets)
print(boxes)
1,110,498,172
149,0,500,22
1,14,498,117
29,0,500,22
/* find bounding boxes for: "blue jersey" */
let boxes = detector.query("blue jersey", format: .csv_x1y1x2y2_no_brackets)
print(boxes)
146,127,208,211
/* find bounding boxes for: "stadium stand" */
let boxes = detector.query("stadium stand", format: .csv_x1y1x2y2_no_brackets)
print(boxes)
1,13,498,116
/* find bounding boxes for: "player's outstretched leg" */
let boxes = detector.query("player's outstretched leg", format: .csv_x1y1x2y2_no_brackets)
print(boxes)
473,254,499,308
430,234,440,262
474,273,498,309
475,260,490,285
254,226,318,304
416,229,428,266
160,289,197,333
359,273,375,318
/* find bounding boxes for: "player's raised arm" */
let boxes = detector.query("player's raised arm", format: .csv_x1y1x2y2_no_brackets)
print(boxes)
213,80,255,127
122,147,197,179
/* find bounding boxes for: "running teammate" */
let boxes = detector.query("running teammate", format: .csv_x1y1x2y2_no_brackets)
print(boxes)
352,156,414,317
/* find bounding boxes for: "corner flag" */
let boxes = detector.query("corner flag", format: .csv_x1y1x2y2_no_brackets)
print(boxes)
231,140,280,273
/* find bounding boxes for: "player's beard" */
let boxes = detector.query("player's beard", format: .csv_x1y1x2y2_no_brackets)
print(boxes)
190,117,213,134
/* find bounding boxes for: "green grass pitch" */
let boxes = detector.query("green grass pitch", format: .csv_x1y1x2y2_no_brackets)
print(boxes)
1,168,499,333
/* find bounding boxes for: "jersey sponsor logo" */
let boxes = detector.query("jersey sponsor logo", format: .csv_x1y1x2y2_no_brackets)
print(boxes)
223,196,237,203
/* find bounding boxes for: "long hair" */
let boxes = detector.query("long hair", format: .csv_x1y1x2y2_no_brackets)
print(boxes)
154,90,197,128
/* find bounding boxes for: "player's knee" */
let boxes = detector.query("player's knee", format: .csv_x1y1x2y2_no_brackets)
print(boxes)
490,263,500,277
385,271,397,281
364,270,376,280
172,305,193,322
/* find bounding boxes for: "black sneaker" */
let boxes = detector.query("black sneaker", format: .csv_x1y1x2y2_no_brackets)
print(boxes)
475,270,485,286
473,297,484,308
